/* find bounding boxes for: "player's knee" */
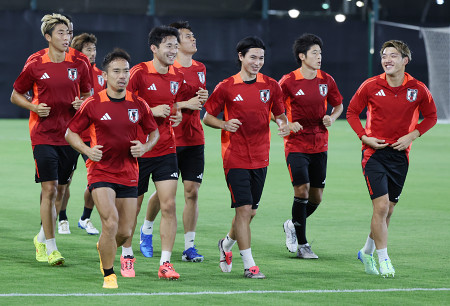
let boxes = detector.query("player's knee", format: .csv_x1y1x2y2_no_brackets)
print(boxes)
294,184,309,199
160,199,176,217
41,183,58,200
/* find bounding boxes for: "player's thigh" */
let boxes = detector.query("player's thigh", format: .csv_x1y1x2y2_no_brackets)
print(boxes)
177,145,205,183
225,168,253,208
363,152,389,200
286,152,311,187
249,167,267,209
308,152,327,188
154,179,178,208
90,184,118,222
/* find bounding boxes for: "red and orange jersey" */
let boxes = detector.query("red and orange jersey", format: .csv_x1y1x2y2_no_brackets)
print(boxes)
204,72,285,169
347,72,437,155
172,59,206,147
279,69,343,155
14,49,92,146
91,63,105,94
127,60,195,158
68,89,158,186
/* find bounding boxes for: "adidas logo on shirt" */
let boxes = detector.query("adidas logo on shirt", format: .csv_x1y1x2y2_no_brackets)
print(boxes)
147,84,157,90
101,113,112,120
233,94,243,101
375,89,386,96
295,89,305,96
40,73,50,80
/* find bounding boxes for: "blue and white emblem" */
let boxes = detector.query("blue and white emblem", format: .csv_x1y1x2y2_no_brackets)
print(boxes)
197,72,205,84
260,89,270,103
406,88,418,102
97,75,105,87
68,68,78,81
128,109,139,123
319,84,328,97
170,81,179,95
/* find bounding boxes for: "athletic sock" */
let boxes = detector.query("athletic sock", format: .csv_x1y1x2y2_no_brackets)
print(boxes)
222,233,236,252
160,251,172,266
80,207,93,221
122,246,134,257
37,226,46,243
59,210,67,221
103,267,114,277
362,235,376,255
306,201,319,218
45,238,57,255
240,248,256,270
292,197,308,245
376,248,390,263
142,220,154,235
184,231,195,250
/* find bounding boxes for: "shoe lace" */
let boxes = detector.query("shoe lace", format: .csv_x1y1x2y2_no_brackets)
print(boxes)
85,219,94,229
125,258,134,270
60,221,69,231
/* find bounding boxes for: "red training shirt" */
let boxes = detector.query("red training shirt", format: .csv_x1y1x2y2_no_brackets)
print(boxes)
67,90,158,186
204,72,285,169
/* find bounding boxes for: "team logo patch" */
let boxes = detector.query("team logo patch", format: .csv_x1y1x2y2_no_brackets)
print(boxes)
67,68,78,81
97,75,105,87
128,109,139,123
197,72,205,84
319,84,328,97
406,88,418,102
260,89,270,103
170,81,179,95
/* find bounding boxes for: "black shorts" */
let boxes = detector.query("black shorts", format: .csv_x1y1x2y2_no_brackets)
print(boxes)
362,147,408,203
89,182,138,198
137,153,178,196
286,152,327,188
225,168,267,209
33,144,79,184
176,145,205,183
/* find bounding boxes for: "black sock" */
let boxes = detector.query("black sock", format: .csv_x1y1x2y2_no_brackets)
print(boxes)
81,207,93,221
306,201,319,218
103,267,115,277
59,210,67,221
292,197,308,245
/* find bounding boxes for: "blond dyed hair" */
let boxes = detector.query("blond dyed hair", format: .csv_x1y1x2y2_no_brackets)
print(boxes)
40,13,69,37
380,40,412,62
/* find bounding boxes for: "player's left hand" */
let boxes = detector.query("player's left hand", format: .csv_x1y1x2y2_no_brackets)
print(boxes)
322,115,334,127
72,96,84,110
391,135,413,151
196,88,209,104
130,140,147,157
278,123,290,137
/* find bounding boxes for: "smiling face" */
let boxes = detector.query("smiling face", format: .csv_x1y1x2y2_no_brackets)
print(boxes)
381,46,408,77
299,44,322,71
104,58,130,94
239,48,265,78
45,23,70,53
151,36,179,67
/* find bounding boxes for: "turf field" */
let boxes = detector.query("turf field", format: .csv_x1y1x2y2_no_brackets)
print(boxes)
0,119,449,305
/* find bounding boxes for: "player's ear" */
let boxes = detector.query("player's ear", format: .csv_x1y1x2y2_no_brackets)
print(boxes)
299,53,306,61
44,33,52,43
403,56,409,65
102,71,107,82
150,44,158,54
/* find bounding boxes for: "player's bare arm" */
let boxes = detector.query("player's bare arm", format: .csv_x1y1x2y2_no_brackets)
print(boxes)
361,135,389,150
391,129,420,151
177,96,202,110
151,104,171,118
11,89,51,117
323,104,343,127
203,112,242,132
288,121,303,133
65,127,103,161
275,113,290,137
130,129,160,157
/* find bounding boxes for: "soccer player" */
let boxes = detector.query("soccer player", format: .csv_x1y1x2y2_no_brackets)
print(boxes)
347,40,437,277
10,13,91,266
203,36,290,279
65,48,160,289
70,32,106,235
279,34,343,259
124,25,198,279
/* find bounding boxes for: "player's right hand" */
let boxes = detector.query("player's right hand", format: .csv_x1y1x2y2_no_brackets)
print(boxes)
223,119,242,132
361,136,388,150
289,122,303,133
151,104,171,118
88,145,103,162
185,96,203,110
35,103,51,117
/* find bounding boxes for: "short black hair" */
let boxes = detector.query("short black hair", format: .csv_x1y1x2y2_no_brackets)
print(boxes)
236,36,265,66
169,21,191,31
102,48,131,70
292,33,323,66
148,25,180,49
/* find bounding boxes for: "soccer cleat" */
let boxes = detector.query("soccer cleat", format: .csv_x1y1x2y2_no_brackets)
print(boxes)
283,219,297,253
139,226,153,257
120,255,136,278
47,250,65,266
103,274,118,289
182,246,204,262
244,266,266,279
58,220,71,234
158,262,180,280
357,249,379,275
78,218,99,235
33,235,48,262
379,259,395,278
97,242,104,276
218,239,232,272
297,244,319,259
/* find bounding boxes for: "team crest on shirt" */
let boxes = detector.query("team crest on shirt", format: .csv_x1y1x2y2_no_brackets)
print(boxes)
97,75,105,87
406,88,418,102
67,68,78,81
170,81,180,95
260,89,270,103
319,84,328,97
197,72,205,84
128,109,139,123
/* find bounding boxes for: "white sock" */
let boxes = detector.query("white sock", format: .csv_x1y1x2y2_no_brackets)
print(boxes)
122,246,134,257
376,248,390,263
184,232,195,250
45,238,57,255
362,235,376,255
160,251,172,266
240,248,256,270
37,226,46,243
142,220,154,235
222,234,236,252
